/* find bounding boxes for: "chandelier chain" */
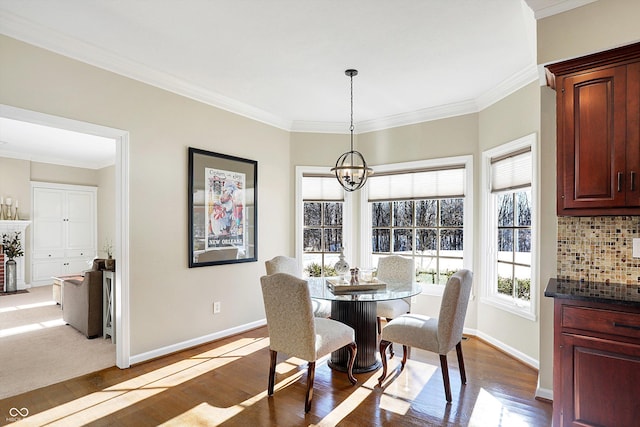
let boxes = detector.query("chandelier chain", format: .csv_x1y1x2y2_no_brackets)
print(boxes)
330,68,372,192
349,72,354,150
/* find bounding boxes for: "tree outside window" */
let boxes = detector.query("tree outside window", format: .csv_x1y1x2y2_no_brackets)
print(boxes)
303,201,343,277
496,190,531,301
371,198,464,284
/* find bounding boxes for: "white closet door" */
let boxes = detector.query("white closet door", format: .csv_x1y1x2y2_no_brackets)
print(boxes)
67,190,96,250
32,188,65,254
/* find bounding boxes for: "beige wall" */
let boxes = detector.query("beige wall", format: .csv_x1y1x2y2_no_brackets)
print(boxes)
0,157,31,220
97,165,116,258
538,0,640,65
30,162,99,187
536,0,640,394
0,35,291,356
477,81,541,362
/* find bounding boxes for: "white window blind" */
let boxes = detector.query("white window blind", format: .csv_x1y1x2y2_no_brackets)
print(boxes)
491,148,532,192
302,175,344,201
368,166,466,201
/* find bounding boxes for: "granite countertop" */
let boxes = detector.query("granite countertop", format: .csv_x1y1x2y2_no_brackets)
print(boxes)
545,278,640,307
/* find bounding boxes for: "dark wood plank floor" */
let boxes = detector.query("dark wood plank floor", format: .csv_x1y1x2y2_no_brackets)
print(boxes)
0,327,551,426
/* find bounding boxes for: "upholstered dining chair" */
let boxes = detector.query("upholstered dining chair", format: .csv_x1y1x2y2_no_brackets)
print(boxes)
260,273,357,412
377,269,473,402
376,255,415,333
265,255,331,318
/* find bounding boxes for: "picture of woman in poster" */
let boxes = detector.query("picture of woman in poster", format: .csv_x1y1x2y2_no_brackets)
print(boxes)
205,168,245,249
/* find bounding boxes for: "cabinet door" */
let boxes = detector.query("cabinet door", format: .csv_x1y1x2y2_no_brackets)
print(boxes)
560,333,640,427
558,66,627,211
32,188,65,251
66,190,96,250
66,257,93,275
32,259,65,282
627,62,640,206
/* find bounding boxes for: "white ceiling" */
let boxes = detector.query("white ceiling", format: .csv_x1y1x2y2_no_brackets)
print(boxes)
0,0,595,168
0,117,116,169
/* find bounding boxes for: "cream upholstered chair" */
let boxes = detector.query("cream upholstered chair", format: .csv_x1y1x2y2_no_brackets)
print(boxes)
260,273,357,412
197,247,239,262
376,255,415,333
378,269,473,402
265,255,331,318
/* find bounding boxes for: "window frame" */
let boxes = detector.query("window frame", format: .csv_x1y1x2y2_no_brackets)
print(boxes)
480,133,538,321
296,166,353,275
359,155,474,296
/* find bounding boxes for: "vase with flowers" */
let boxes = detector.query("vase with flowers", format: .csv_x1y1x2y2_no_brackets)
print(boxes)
103,239,115,271
2,231,24,293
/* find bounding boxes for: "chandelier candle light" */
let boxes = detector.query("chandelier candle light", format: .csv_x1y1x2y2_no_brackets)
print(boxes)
331,69,373,192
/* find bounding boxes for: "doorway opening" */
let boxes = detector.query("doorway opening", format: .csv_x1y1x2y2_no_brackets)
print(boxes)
0,104,130,370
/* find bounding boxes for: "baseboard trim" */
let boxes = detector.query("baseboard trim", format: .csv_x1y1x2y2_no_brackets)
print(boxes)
129,319,267,365
535,386,553,401
465,328,539,370
129,321,546,394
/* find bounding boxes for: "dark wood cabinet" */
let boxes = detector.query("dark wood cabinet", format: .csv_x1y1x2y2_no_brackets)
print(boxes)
546,42,640,216
552,298,640,427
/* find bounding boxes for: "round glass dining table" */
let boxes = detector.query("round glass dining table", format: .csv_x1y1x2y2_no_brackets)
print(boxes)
307,277,422,373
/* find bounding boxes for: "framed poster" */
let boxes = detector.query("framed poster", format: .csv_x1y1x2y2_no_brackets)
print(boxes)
188,147,257,267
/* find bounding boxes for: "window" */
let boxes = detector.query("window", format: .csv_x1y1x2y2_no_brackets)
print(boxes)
363,156,473,293
371,198,464,285
303,200,343,276
497,191,532,300
481,134,537,320
296,170,351,277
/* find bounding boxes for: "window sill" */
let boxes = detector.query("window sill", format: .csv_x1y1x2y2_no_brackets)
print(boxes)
480,296,536,321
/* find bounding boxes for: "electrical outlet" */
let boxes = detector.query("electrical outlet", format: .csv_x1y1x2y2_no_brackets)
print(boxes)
633,238,640,258
213,301,221,314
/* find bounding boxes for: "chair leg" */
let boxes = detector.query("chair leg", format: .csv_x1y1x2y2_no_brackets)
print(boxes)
305,361,316,413
439,354,452,402
346,342,358,385
456,341,467,385
377,316,382,334
378,339,392,385
268,350,277,396
401,345,409,368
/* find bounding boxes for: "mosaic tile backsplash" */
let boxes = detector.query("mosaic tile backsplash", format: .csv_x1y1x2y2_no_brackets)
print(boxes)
557,216,640,284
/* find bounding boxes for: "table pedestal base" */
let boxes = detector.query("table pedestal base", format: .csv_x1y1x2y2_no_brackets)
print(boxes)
329,300,381,373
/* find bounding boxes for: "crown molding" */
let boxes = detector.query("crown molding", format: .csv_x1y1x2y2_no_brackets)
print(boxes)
0,12,292,131
293,65,538,134
290,99,479,134
475,63,539,110
530,0,597,19
355,99,480,133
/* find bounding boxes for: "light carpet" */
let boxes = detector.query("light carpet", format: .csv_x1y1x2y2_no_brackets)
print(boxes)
0,285,115,400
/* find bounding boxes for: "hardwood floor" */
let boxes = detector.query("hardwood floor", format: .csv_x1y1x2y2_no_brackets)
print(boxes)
0,327,551,426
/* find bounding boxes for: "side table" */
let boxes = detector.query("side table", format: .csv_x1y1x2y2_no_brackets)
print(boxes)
103,270,115,343
51,274,84,308
52,277,63,306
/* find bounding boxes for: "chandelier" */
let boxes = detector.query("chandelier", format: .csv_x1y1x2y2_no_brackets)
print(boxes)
331,69,373,192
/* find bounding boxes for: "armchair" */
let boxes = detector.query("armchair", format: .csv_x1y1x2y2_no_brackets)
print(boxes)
260,273,357,412
378,269,473,402
265,255,331,318
376,255,415,333
62,263,105,338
